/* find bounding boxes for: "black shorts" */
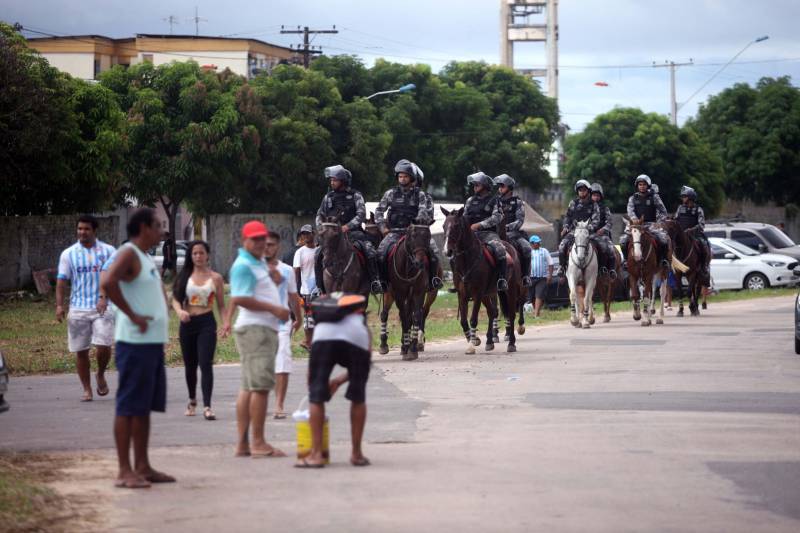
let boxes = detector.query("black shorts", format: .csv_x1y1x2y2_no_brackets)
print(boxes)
530,277,548,300
309,340,371,404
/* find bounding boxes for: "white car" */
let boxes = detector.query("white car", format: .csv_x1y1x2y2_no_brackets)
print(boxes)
149,241,186,270
709,237,799,290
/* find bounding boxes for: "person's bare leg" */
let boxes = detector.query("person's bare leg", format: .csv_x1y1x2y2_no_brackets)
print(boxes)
350,402,369,466
250,391,282,454
305,402,326,465
132,415,174,482
95,345,111,395
76,349,92,400
534,297,544,317
235,390,251,456
114,415,146,485
304,328,313,348
274,374,288,415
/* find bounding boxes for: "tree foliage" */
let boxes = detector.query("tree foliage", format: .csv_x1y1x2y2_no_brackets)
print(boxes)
565,108,725,215
688,76,800,205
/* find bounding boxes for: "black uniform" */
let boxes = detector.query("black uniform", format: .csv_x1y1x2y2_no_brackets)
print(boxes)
464,192,508,285
620,191,671,263
558,197,600,269
592,201,617,273
498,193,532,282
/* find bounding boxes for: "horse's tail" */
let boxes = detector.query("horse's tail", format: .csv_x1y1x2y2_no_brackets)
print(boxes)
672,256,690,273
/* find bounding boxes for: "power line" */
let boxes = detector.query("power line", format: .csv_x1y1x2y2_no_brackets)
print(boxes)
280,25,338,68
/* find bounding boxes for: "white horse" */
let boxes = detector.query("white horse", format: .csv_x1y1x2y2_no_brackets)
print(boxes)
566,220,599,329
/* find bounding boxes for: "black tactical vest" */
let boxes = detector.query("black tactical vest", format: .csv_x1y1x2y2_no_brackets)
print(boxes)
596,202,608,229
465,194,497,228
633,193,657,222
324,189,357,224
499,195,521,226
571,198,594,223
388,186,420,228
676,204,699,230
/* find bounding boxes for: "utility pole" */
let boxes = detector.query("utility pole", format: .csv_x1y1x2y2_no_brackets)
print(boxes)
188,6,207,37
162,15,179,34
653,60,693,126
280,25,338,68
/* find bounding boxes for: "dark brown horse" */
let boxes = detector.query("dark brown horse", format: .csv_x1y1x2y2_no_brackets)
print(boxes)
442,207,521,353
661,219,703,317
595,245,623,323
318,217,369,297
364,215,440,356
625,220,668,326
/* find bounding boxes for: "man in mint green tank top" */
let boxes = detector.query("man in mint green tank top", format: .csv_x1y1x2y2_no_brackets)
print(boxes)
102,208,175,489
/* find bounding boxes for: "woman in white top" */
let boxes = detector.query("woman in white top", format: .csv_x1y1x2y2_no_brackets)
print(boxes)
171,241,226,420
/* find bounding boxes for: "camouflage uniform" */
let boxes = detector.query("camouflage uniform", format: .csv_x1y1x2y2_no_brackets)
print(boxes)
558,197,601,269
375,184,430,282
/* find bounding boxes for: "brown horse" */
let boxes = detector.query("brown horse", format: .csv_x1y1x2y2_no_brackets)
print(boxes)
364,215,440,356
318,217,369,297
625,220,668,326
595,245,622,323
661,219,703,317
442,207,521,353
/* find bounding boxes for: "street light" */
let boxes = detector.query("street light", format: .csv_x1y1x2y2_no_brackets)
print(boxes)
679,35,769,114
365,83,416,100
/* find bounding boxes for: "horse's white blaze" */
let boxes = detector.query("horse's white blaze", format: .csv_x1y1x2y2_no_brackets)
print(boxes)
632,227,643,261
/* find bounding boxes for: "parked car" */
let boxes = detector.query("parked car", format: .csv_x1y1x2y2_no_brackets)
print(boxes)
705,222,800,260
149,240,187,270
795,267,800,354
709,237,799,290
544,252,630,309
0,349,9,413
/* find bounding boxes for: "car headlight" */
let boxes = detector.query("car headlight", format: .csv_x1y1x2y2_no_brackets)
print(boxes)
762,260,786,268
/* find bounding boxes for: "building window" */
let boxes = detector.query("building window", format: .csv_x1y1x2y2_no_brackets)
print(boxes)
94,59,101,78
142,54,153,63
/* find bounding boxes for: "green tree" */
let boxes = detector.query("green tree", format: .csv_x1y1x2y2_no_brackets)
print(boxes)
689,76,800,205
565,108,724,215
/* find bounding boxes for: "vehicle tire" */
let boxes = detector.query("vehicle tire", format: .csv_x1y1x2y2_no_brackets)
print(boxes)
795,336,800,355
744,272,769,291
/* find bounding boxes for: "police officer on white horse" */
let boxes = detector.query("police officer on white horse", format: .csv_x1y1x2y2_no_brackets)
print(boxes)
557,179,600,277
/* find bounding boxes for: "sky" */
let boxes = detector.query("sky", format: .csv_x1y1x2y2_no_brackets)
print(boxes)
4,0,799,131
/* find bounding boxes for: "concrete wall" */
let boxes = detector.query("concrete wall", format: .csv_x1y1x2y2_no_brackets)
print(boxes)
41,52,94,80
718,200,799,242
0,215,121,292
206,214,314,278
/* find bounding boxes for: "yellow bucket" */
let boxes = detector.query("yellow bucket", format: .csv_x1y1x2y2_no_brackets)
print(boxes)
293,397,330,464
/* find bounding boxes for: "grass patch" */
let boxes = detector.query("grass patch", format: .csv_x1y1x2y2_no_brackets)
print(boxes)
1,285,795,375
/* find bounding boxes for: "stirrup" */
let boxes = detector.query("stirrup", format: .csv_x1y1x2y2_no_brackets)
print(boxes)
371,280,385,294
599,266,608,276
431,277,444,290
497,278,509,292
522,275,532,287
609,269,618,280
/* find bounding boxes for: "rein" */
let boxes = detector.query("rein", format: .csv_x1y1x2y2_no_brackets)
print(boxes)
320,222,357,286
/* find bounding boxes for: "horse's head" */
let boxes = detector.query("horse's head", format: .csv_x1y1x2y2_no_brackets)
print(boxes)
319,216,343,251
406,221,431,266
441,206,466,258
573,220,591,261
629,220,644,261
364,212,380,239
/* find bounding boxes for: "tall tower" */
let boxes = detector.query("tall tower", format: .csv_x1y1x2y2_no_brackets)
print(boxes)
499,0,559,100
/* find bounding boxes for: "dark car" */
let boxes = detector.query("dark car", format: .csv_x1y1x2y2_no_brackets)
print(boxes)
0,349,9,413
544,252,629,309
795,267,800,355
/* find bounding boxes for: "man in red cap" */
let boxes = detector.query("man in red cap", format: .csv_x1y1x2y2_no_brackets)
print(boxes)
223,220,290,457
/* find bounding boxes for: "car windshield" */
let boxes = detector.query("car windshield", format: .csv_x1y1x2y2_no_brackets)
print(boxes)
722,239,759,256
758,226,796,248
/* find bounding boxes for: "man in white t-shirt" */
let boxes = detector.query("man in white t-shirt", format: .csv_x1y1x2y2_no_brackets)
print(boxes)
292,225,317,349
56,215,116,402
265,232,301,419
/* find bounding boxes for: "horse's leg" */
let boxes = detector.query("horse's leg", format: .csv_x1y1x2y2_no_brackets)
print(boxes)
568,273,580,327
583,271,597,329
603,278,612,323
483,296,495,352
418,288,435,352
676,273,685,317
379,292,393,354
640,274,651,326
458,291,471,350
492,294,502,343
501,292,517,352
517,295,526,335
407,293,422,360
630,272,641,321
656,272,665,325
467,292,482,354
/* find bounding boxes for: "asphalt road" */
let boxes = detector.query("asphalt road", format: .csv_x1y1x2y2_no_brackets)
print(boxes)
2,296,799,532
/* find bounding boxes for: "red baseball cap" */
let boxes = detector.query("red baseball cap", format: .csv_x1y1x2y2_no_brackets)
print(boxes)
241,220,269,239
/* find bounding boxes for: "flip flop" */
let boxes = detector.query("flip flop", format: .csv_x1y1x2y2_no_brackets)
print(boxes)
350,457,371,467
251,448,287,458
294,458,325,469
80,392,93,402
203,407,216,421
115,477,151,489
96,383,109,397
273,412,287,420
142,471,176,483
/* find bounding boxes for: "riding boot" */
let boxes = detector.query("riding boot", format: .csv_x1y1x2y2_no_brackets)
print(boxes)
496,257,509,292
367,256,384,294
557,247,567,277
521,246,533,287
314,249,326,294
428,252,443,290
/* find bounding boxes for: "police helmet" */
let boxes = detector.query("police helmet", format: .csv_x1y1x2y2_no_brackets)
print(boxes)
394,159,415,180
493,174,516,189
324,165,352,186
467,172,494,189
634,174,652,188
680,185,697,201
574,179,591,193
651,183,660,194
411,162,424,186
590,182,604,198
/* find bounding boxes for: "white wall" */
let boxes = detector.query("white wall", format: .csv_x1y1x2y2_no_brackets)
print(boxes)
136,50,249,77
40,52,95,80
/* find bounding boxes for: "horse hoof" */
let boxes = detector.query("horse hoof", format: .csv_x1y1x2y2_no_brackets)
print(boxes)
570,318,579,327
656,318,664,325
402,352,418,361
465,344,476,355
603,315,611,323
641,321,651,327
633,315,641,321
676,310,684,317
400,346,408,356
589,316,596,325
517,325,525,335
701,302,707,310
418,344,425,352
485,342,495,352
503,334,509,342
379,345,389,355
582,322,591,329
473,337,482,346
507,344,517,353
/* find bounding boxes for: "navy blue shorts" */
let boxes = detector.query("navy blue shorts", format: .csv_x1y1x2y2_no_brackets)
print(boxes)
115,341,167,416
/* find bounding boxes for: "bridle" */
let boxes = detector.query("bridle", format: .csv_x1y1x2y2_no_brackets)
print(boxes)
320,222,356,285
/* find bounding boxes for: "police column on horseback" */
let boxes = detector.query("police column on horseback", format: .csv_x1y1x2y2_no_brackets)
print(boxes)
410,162,444,290
557,179,600,277
675,185,711,280
314,164,384,295
375,159,433,290
463,172,509,291
493,174,533,287
590,182,618,278
620,174,672,266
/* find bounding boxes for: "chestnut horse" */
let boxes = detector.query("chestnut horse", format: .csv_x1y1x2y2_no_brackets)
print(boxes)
625,220,667,326
318,217,370,298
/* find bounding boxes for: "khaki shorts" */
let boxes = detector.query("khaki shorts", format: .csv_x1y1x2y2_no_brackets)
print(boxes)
68,309,115,352
234,325,278,391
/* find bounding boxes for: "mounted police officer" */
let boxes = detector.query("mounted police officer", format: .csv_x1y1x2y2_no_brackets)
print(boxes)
620,174,671,264
675,185,710,277
375,159,432,290
494,174,532,287
411,162,444,290
314,164,383,295
590,182,617,278
464,171,509,291
557,179,601,277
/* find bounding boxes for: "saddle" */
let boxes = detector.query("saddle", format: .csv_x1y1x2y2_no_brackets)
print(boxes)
482,245,513,267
